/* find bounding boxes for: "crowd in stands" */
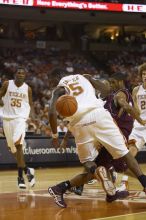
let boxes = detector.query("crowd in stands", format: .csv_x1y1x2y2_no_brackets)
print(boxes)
0,47,145,137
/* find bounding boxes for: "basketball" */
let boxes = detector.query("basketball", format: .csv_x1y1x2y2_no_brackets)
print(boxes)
56,95,78,117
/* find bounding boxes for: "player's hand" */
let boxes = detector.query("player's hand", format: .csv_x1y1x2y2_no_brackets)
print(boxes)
52,137,60,148
0,99,4,106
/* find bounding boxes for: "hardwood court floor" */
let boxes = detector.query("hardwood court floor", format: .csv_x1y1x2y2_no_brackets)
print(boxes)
0,165,146,220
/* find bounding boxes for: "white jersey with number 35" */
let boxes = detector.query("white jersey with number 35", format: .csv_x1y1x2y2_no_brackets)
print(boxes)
58,74,104,123
2,80,30,119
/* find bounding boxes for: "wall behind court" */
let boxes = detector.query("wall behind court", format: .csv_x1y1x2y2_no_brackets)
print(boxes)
0,137,145,168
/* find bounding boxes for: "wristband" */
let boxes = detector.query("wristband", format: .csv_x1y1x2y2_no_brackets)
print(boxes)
52,133,59,138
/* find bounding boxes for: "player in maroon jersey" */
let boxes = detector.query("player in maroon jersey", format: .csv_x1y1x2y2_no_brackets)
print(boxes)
93,72,145,193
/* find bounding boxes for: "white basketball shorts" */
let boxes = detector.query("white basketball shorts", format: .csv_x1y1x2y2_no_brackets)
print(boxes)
69,108,129,164
3,118,26,153
129,120,146,150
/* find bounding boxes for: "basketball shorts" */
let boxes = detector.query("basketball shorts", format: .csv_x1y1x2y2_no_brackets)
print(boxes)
129,120,146,150
3,118,26,153
69,108,129,164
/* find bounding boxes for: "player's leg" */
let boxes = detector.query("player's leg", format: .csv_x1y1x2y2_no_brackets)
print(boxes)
93,147,118,183
115,127,142,193
94,109,146,191
48,171,92,208
118,126,145,192
128,141,138,157
2,119,26,189
128,125,145,157
116,140,138,192
71,147,114,196
70,112,122,197
15,143,27,189
48,142,119,208
91,147,129,198
48,140,97,208
111,158,129,194
14,118,35,188
48,109,127,208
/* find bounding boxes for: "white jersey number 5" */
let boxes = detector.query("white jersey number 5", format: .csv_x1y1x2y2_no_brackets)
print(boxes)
68,83,84,96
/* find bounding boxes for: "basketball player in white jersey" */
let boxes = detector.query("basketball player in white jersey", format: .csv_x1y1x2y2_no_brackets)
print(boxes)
0,67,35,189
129,63,146,156
48,69,146,208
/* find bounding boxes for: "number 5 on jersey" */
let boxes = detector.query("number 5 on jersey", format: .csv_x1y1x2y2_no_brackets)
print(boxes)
68,83,84,96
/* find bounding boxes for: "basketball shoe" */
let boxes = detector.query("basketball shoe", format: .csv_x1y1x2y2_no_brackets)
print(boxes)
26,168,35,187
95,166,116,196
108,166,118,183
106,190,129,202
48,185,67,208
70,185,84,196
18,177,26,189
87,179,97,185
94,166,128,202
116,175,129,198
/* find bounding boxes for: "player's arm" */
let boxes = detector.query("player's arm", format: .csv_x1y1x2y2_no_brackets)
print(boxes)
83,74,110,98
0,81,9,106
62,130,72,141
60,130,72,151
132,86,140,115
115,91,145,125
49,87,66,138
28,86,35,120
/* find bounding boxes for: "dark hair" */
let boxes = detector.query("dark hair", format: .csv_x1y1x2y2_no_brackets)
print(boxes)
16,66,26,73
138,63,146,77
110,72,126,81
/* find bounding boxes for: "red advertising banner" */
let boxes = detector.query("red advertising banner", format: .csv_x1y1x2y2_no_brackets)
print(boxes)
0,0,146,13
33,0,122,11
